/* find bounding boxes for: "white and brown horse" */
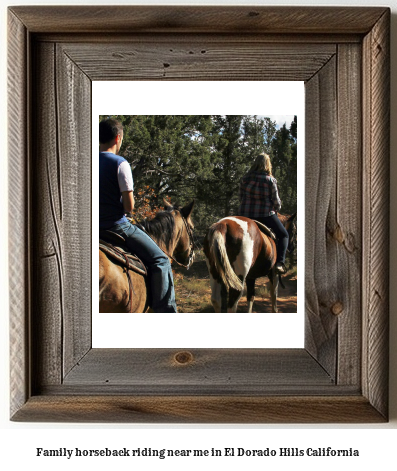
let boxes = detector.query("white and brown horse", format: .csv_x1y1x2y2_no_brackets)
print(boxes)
99,200,195,313
203,214,296,313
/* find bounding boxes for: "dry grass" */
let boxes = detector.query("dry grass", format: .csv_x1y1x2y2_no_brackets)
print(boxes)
173,250,213,312
255,284,270,299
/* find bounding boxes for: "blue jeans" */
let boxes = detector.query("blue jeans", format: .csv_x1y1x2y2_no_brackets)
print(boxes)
255,214,289,264
111,221,177,313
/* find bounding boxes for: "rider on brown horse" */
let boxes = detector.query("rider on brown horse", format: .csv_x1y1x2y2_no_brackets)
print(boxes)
99,118,177,312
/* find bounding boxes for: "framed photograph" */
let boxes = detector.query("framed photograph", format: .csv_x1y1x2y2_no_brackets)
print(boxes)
8,6,390,423
94,82,304,348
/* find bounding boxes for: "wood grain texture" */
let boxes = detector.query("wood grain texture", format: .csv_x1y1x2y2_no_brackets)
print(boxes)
9,6,387,34
60,42,335,82
34,33,363,45
8,6,390,423
55,44,92,377
62,349,333,393
11,396,385,424
31,42,92,388
8,10,30,419
336,44,362,386
362,10,390,419
304,57,338,377
32,42,63,388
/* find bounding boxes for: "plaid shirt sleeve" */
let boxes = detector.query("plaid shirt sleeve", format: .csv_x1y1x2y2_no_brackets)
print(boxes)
270,177,282,211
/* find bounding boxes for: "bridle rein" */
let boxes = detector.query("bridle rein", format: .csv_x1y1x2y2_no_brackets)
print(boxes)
173,214,195,269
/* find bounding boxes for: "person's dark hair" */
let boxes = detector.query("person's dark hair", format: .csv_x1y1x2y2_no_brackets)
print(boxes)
99,119,123,144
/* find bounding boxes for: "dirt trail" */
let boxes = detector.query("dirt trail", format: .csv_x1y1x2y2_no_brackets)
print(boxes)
235,274,297,313
173,259,297,313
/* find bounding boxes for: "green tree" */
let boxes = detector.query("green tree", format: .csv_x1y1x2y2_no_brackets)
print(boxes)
98,114,297,235
271,116,297,215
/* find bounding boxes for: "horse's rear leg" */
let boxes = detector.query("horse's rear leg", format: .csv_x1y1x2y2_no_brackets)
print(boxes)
227,287,242,312
268,268,279,313
227,275,245,313
209,274,223,313
208,270,243,313
221,282,229,312
246,278,255,313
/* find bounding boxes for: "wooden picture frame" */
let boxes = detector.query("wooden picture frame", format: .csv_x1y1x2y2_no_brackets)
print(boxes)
8,6,390,423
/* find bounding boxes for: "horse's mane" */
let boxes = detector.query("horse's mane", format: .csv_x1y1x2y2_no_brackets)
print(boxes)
141,206,178,252
278,213,295,225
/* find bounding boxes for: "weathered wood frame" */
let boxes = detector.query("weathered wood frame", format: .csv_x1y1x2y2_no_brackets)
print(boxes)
8,6,390,423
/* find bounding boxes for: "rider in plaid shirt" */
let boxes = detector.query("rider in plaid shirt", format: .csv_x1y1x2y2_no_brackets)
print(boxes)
239,172,281,218
239,153,289,274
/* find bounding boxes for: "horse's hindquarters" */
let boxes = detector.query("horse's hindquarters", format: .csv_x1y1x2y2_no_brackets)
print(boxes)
99,250,147,313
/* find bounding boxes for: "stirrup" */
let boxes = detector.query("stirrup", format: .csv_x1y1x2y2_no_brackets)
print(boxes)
275,262,287,274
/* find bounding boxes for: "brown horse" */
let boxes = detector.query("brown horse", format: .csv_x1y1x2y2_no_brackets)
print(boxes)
99,200,195,313
203,213,296,313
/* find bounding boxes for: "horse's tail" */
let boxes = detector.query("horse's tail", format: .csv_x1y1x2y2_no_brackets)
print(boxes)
208,225,243,292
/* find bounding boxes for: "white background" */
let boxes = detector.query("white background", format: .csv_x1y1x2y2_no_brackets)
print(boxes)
93,81,305,348
1,0,396,469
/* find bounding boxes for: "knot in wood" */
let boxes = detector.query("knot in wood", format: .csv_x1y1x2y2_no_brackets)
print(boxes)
333,225,345,244
344,232,357,253
174,351,194,365
331,301,344,316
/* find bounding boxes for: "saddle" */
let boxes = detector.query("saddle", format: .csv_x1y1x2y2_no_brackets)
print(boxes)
253,220,276,240
99,230,147,277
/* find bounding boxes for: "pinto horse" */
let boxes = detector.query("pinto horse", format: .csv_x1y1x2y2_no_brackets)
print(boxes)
99,200,195,313
203,213,296,313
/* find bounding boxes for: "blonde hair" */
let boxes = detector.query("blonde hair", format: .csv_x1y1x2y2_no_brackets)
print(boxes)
248,153,273,176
